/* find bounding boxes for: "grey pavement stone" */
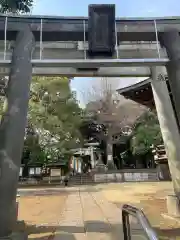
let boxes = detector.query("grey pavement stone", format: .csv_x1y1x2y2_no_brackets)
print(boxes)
54,186,125,240
54,192,86,240
88,190,124,240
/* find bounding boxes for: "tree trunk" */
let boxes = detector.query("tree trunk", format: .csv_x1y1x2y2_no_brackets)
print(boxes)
106,136,114,170
136,158,144,169
0,27,34,238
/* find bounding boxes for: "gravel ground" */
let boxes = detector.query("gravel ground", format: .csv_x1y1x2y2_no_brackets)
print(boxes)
15,182,180,239
16,192,68,239
99,182,180,239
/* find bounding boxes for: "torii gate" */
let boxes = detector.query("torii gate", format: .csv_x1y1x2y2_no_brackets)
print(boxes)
0,4,180,238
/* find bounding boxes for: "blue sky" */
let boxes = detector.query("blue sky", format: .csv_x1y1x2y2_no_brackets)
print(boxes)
32,0,180,106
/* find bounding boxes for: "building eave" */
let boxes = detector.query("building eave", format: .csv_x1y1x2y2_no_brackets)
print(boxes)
117,78,151,94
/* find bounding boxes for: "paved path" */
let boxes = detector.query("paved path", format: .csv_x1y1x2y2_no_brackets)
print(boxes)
52,186,145,240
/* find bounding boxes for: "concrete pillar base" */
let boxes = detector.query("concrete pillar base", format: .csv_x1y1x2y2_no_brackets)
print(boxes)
15,202,19,222
0,232,28,240
157,163,171,181
167,194,180,217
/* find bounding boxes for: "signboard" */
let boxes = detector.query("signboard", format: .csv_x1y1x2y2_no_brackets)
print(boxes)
29,168,35,175
29,167,41,176
106,173,115,181
0,67,9,75
94,173,123,182
19,167,23,177
88,4,115,57
115,173,123,181
51,169,61,177
124,173,133,181
142,173,149,180
35,167,41,175
94,171,156,183
124,172,149,182
107,155,112,161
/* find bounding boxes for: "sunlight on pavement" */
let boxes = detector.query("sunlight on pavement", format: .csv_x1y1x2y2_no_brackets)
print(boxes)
15,183,180,239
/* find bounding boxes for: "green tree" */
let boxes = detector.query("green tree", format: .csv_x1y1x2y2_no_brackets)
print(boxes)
130,110,163,155
0,0,33,13
21,123,45,177
28,76,83,162
23,123,45,164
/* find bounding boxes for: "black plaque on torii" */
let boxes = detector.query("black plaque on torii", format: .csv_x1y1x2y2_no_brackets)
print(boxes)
88,4,116,57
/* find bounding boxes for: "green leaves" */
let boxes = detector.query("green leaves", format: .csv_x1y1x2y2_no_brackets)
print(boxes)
27,76,83,163
130,110,163,155
0,0,33,13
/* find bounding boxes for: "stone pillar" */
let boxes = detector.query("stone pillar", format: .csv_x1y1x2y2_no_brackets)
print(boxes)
0,27,34,238
160,29,180,129
106,137,114,170
151,66,180,199
90,146,95,168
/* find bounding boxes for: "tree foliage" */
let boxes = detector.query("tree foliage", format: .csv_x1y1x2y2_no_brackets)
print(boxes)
22,123,45,166
84,78,145,141
27,76,83,164
0,75,83,166
81,78,145,169
0,0,33,13
130,110,163,155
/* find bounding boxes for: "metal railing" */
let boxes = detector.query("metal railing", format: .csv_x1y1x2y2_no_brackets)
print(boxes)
122,204,158,240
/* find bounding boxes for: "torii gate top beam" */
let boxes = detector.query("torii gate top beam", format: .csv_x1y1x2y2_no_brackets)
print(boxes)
0,14,180,41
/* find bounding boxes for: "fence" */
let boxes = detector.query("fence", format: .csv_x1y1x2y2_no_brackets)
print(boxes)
93,169,158,184
18,169,158,187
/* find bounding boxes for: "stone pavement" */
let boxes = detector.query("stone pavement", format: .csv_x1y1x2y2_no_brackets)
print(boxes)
52,186,146,240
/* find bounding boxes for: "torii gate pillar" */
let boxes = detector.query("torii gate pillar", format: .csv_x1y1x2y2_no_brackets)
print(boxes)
152,29,180,215
151,66,180,215
160,30,180,128
159,30,180,200
0,27,34,238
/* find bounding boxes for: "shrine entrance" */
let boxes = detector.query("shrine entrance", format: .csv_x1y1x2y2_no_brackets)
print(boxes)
1,4,180,238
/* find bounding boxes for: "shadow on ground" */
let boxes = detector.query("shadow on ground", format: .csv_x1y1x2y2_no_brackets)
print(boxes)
109,202,180,239
16,220,155,240
18,187,101,197
17,220,180,240
16,216,180,239
155,227,180,239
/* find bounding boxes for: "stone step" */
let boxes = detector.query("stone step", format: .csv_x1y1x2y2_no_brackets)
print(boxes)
156,144,165,149
157,149,166,153
69,175,94,185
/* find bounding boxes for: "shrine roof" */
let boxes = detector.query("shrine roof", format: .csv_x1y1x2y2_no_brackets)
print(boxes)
117,78,154,108
117,78,151,94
